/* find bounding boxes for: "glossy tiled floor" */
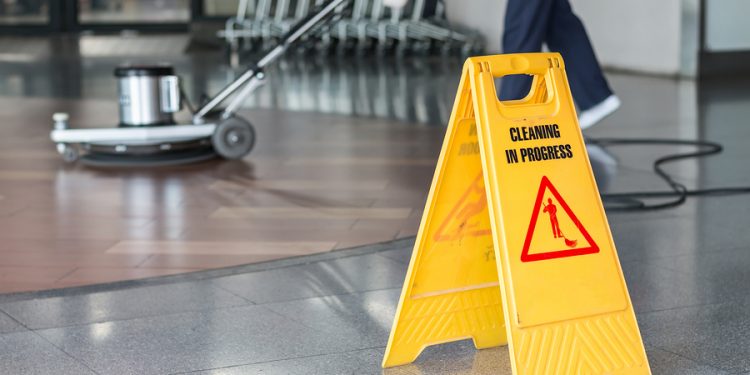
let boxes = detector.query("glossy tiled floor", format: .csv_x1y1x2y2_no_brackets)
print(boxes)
0,94,443,291
0,35,457,292
2,217,750,375
2,34,750,373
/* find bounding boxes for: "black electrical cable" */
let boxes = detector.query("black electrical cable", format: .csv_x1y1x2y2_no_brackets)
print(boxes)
587,137,750,211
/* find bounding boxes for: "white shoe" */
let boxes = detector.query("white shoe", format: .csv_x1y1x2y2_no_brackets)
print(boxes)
578,95,621,129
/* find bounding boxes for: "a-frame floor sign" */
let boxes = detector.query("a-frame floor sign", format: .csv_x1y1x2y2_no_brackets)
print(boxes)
382,53,651,374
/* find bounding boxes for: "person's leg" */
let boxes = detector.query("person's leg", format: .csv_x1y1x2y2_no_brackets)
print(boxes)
552,217,561,238
544,0,612,110
499,0,554,101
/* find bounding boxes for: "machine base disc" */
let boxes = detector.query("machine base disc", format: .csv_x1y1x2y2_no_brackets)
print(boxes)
80,148,217,167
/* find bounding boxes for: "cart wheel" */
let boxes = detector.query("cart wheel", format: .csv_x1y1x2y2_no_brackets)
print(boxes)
212,116,256,160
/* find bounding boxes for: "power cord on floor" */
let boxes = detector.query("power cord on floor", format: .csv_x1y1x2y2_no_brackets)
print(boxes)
587,137,750,211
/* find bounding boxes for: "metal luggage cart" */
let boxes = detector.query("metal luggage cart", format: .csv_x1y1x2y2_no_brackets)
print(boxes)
220,0,484,62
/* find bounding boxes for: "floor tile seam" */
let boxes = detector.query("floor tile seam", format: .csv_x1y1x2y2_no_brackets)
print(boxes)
165,345,387,375
349,218,360,230
638,259,750,284
0,271,225,303
29,329,103,375
18,299,259,332
211,282,258,305
53,267,80,284
175,223,193,241
134,253,156,268
621,243,750,264
0,237,416,303
642,244,750,264
654,345,731,373
618,259,681,273
254,285,402,307
635,297,748,317
0,308,31,331
256,289,400,343
136,217,161,230
627,259,722,284
3,203,30,218
224,242,411,275
257,304,337,334
374,252,408,264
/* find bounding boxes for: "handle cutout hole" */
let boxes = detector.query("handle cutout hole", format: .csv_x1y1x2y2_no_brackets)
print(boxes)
495,74,550,105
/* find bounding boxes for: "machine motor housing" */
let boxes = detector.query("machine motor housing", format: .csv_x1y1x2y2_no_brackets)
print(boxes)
115,65,182,127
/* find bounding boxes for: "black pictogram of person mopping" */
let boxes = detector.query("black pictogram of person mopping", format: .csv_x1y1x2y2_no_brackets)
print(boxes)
542,198,578,248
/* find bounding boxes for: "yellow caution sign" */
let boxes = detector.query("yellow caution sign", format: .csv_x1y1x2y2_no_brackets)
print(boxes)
383,53,650,374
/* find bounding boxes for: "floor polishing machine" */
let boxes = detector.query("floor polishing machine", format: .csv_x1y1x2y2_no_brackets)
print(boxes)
50,0,349,167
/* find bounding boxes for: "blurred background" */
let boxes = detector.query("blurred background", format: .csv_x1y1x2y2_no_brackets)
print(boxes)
1,0,747,77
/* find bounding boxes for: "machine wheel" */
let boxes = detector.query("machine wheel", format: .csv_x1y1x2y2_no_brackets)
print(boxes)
60,144,79,163
211,116,256,160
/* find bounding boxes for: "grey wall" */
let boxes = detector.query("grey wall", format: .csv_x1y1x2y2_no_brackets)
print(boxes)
570,0,682,75
443,0,504,55
704,0,750,52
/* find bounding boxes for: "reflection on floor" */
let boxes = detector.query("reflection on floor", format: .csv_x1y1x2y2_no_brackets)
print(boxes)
0,34,750,373
0,97,446,292
78,0,190,23
0,34,460,125
0,35,453,292
0,34,748,294
1,211,750,375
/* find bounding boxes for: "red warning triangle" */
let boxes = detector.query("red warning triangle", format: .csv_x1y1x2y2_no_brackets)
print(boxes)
520,176,599,262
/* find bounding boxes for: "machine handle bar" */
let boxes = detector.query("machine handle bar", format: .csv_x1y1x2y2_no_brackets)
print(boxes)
193,0,351,122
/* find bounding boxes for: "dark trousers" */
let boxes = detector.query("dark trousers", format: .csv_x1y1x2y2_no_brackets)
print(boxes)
499,0,613,111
